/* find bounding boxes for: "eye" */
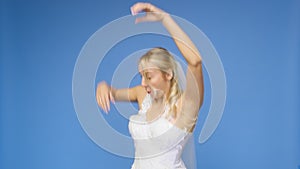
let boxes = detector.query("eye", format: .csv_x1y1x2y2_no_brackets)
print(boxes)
143,72,151,80
146,74,151,80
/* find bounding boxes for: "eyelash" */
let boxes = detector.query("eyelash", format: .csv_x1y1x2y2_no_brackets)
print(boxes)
140,74,151,80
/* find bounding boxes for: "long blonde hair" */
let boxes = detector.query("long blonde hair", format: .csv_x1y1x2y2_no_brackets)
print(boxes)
138,47,182,119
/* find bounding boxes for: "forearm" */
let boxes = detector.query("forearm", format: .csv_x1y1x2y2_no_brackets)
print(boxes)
111,86,139,102
162,14,202,66
111,87,128,102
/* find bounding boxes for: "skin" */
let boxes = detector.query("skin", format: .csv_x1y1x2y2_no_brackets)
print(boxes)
139,66,172,101
96,2,204,132
139,66,173,122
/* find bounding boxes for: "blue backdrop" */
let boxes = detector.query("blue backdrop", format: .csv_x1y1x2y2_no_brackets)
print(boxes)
1,0,299,169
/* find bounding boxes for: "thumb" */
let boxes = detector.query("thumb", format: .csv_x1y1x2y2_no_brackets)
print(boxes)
109,91,115,104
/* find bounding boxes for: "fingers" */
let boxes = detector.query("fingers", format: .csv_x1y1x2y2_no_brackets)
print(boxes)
105,93,110,113
99,95,110,113
96,82,114,114
131,2,154,15
96,95,104,112
131,2,166,24
97,95,108,114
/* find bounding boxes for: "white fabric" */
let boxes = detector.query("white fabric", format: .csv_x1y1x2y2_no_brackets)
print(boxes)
129,94,195,169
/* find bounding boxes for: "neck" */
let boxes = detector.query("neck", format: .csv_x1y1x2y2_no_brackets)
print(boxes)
151,95,166,106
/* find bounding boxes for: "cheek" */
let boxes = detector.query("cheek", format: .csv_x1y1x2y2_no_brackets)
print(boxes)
149,77,166,89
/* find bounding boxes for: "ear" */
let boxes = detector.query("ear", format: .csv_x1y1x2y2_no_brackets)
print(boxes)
165,69,173,81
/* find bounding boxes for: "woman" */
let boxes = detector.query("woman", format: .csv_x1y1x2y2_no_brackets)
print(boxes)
96,2,204,169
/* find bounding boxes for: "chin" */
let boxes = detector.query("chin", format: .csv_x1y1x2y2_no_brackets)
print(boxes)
150,90,164,100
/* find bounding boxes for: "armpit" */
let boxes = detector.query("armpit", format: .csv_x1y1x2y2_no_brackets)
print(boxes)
175,109,199,133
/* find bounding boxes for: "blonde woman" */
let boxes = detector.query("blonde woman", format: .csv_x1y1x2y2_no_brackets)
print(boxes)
96,2,204,169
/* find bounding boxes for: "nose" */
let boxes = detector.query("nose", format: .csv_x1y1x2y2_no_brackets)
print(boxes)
141,77,147,87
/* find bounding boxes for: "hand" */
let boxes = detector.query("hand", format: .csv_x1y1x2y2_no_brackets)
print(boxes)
130,2,169,23
96,81,115,113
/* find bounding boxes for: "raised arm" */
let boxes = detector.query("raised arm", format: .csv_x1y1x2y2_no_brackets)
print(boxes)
161,11,204,108
131,2,204,130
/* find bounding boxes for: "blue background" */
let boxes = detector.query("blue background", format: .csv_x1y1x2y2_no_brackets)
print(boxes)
1,0,299,169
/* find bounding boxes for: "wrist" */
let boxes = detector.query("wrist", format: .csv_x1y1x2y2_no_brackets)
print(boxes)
161,12,171,23
110,86,116,97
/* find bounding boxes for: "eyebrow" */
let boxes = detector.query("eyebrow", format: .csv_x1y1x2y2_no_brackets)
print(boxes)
139,71,153,79
139,69,154,75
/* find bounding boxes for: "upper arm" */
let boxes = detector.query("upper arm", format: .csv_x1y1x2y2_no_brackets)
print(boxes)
176,62,204,132
183,62,204,109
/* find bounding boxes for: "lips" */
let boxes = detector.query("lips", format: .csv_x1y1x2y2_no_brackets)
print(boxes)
145,87,151,94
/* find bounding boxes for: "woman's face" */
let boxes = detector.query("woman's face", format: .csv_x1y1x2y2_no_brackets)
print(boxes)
139,66,171,100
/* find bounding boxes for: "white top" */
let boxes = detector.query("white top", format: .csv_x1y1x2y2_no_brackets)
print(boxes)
129,94,192,169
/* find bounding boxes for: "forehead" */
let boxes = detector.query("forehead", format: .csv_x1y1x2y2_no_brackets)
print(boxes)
138,68,160,75
138,62,160,73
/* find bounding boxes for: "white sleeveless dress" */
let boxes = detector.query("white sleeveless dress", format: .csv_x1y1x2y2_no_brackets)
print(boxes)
129,94,193,169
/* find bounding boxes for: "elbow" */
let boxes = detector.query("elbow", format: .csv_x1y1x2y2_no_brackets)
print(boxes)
199,97,204,109
188,58,202,67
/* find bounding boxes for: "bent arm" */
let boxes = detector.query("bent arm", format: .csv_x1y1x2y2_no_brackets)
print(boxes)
162,15,204,108
112,85,147,109
96,81,146,113
112,85,145,102
162,14,204,132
